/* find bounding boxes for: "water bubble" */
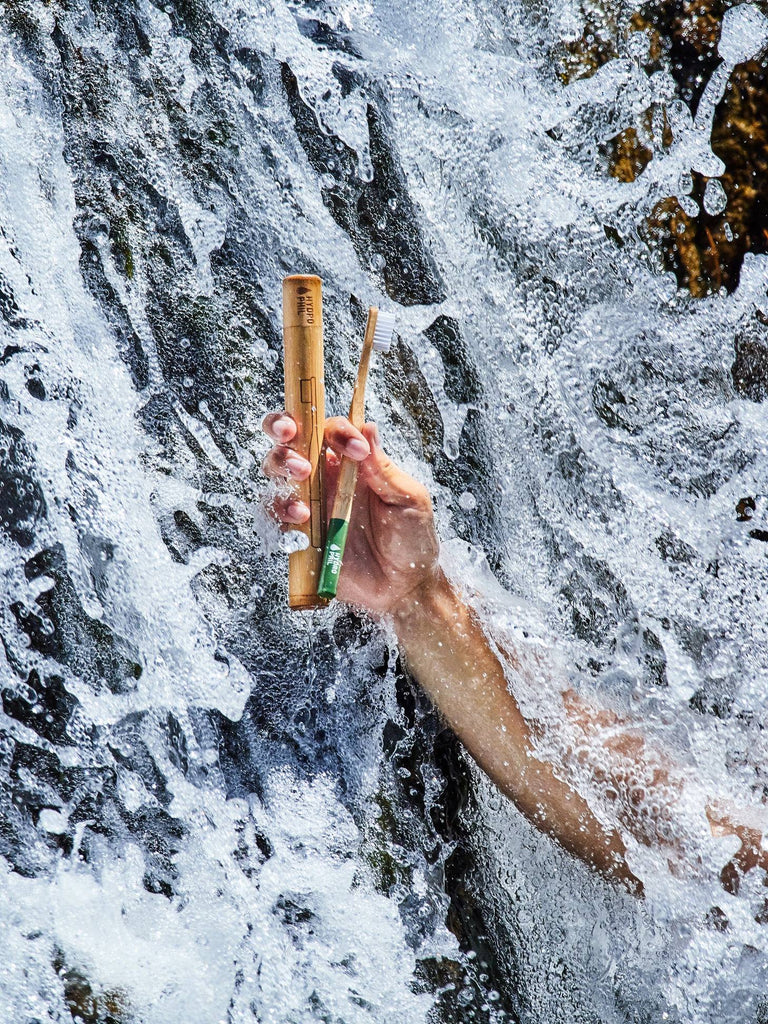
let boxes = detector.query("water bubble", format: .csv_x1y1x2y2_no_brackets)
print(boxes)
183,376,194,388
724,221,734,241
387,196,398,211
371,253,386,271
703,178,727,216
459,490,477,511
180,337,191,349
649,70,676,103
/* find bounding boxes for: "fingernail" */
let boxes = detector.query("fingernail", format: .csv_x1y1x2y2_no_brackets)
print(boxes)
286,501,309,522
285,455,310,477
274,416,293,439
370,423,381,448
345,438,370,460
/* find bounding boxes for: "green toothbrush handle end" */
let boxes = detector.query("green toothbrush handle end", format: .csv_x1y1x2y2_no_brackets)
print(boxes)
317,518,350,600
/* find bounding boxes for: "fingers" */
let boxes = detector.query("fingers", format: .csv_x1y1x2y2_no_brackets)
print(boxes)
357,422,431,510
272,494,310,525
261,413,430,514
261,444,312,481
261,413,370,466
324,416,370,460
262,412,296,444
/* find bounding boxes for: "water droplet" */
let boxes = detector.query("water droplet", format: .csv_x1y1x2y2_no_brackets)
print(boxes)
703,178,727,216
678,194,699,218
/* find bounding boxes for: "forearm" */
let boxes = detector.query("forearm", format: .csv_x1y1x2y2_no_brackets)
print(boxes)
392,569,642,893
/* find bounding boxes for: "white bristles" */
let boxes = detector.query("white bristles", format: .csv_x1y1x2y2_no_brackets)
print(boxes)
372,310,396,352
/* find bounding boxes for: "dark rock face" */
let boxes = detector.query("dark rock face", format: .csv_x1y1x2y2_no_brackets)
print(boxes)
733,310,768,400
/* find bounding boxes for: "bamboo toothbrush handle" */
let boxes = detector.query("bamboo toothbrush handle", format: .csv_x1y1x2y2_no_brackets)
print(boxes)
348,308,378,427
334,308,378,512
331,456,360,525
329,306,379,519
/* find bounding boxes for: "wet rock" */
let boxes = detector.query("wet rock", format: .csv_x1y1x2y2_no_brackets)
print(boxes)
563,0,768,302
53,951,132,1024
628,5,768,298
0,419,47,548
19,544,143,697
281,63,446,307
732,311,768,400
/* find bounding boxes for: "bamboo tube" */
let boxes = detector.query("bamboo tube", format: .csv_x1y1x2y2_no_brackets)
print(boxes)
282,275,327,610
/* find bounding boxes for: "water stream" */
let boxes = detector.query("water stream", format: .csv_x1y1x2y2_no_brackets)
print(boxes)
1,0,768,1021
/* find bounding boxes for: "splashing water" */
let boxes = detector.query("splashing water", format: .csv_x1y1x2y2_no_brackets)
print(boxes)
1,0,768,1021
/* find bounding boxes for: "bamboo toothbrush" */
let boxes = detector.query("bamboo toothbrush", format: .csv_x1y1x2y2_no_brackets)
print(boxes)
317,307,396,600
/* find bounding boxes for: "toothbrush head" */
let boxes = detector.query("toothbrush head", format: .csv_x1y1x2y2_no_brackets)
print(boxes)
372,310,396,353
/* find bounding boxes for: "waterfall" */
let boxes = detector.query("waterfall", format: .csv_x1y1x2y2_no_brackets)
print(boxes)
1,1,768,1021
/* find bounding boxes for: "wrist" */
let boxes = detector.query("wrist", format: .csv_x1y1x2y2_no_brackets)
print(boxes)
390,566,457,639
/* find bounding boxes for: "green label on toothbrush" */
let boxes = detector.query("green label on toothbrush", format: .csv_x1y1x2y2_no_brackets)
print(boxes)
317,518,350,599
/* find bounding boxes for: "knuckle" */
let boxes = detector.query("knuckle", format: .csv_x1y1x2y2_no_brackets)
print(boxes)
325,416,351,440
411,483,432,509
261,446,288,476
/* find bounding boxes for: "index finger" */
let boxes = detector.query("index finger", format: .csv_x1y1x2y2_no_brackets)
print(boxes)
262,412,297,443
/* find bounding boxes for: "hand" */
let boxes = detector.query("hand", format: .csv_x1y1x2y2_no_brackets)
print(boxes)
261,413,440,615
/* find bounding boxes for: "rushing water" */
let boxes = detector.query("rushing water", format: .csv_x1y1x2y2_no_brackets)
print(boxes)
2,0,768,1021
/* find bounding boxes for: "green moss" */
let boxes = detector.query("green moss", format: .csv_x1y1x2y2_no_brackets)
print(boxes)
359,790,412,893
110,217,135,280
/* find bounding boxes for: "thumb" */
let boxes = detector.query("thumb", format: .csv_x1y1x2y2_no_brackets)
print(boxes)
358,423,431,510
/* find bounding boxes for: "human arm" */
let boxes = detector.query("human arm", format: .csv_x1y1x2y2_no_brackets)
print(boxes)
262,412,764,895
390,568,642,891
263,411,640,888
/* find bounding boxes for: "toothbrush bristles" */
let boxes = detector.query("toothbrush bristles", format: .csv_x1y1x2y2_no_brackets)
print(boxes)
372,310,396,353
